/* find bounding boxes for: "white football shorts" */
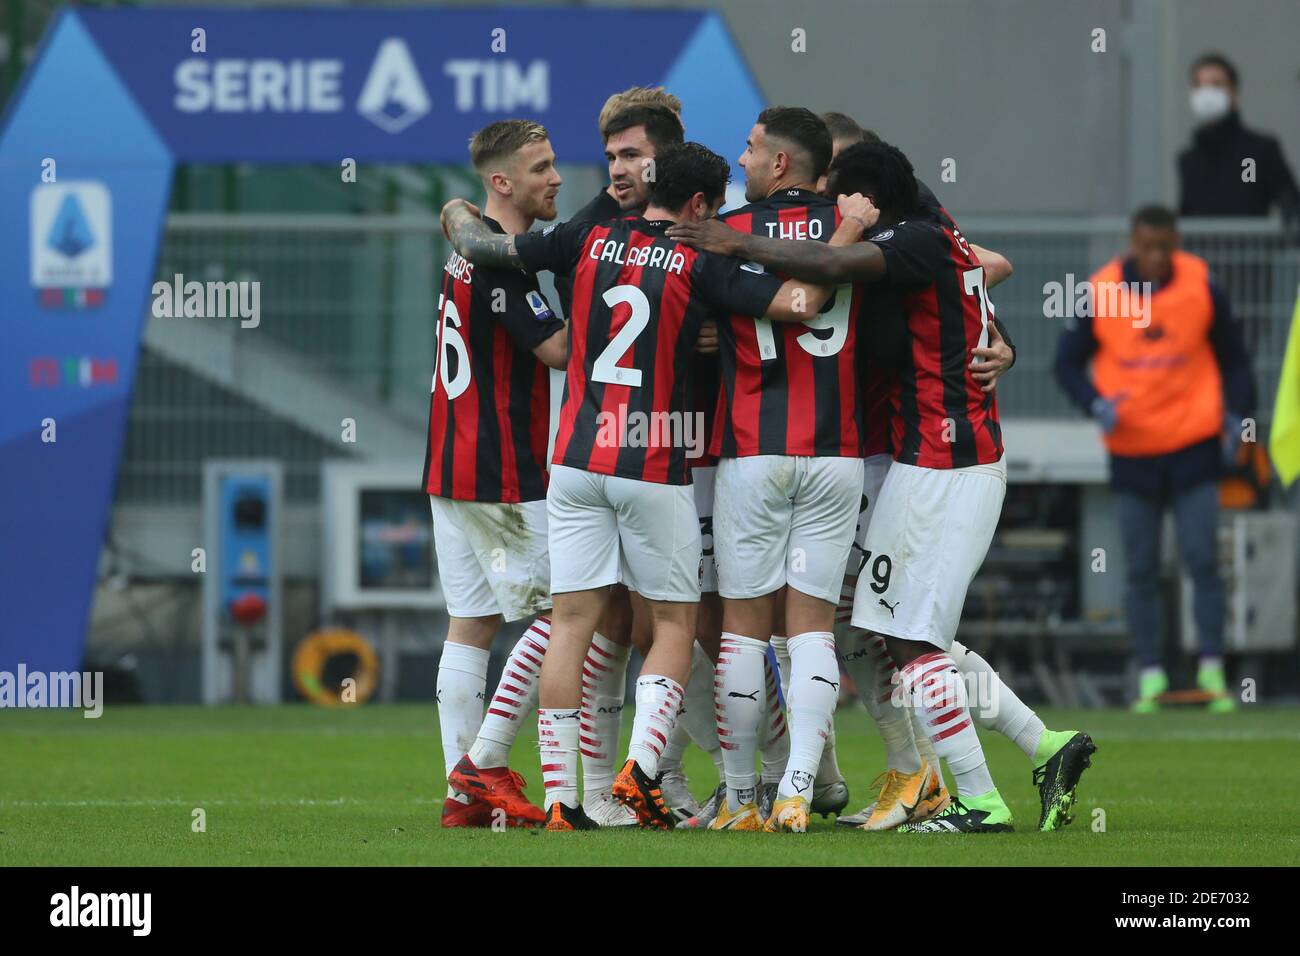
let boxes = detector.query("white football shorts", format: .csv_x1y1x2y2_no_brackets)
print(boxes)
547,463,701,603
850,456,1006,649
429,495,551,622
713,454,863,603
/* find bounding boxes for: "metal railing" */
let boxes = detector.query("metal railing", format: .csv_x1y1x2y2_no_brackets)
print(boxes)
121,213,446,502
116,214,1300,504
964,216,1300,423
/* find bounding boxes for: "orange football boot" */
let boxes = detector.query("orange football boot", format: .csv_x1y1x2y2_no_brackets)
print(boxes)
440,795,493,828
611,759,675,829
448,754,546,825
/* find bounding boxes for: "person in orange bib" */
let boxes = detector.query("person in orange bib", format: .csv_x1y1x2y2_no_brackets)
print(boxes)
1054,205,1255,713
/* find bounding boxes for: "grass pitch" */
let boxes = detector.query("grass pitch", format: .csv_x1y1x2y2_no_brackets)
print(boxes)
2,704,1297,866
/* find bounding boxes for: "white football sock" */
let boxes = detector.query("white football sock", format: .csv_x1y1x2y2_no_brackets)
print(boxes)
538,707,581,810
779,631,839,800
951,640,1045,762
578,631,630,795
902,651,995,799
716,633,766,808
661,642,721,775
839,628,922,773
815,723,842,785
468,616,550,769
770,633,792,700
437,641,489,799
626,674,683,777
658,714,690,774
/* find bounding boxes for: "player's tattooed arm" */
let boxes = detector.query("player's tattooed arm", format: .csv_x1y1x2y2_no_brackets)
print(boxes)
441,199,523,269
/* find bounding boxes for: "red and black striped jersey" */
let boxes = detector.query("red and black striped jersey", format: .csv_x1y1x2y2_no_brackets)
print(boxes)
715,188,861,458
553,189,622,321
862,218,1003,469
515,216,784,484
858,180,946,458
860,358,896,458
423,216,565,502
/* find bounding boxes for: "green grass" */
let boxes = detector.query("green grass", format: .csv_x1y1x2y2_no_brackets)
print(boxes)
1,704,1298,865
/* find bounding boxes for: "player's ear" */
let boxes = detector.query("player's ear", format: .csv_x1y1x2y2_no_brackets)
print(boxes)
489,170,512,198
687,191,707,221
774,149,791,179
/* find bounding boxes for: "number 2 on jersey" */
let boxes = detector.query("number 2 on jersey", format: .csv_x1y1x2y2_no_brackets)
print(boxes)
592,284,650,387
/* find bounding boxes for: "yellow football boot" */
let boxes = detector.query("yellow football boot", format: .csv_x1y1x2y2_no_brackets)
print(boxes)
707,800,765,831
913,763,953,821
763,795,810,832
860,763,933,831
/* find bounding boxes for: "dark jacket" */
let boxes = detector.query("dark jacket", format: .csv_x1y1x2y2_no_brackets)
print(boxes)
1178,111,1299,220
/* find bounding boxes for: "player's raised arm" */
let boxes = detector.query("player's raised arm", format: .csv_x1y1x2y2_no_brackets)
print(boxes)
442,198,524,270
669,193,887,285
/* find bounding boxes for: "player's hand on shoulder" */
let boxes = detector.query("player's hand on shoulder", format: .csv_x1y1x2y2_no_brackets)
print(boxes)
838,192,880,234
440,198,482,240
666,217,742,256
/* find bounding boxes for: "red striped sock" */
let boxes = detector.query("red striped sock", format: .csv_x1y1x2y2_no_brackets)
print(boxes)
578,631,630,794
538,707,580,810
757,652,788,784
626,674,683,778
468,616,550,769
900,651,993,798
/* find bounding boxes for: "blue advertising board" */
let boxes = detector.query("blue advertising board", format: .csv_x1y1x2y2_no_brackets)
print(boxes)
0,7,763,674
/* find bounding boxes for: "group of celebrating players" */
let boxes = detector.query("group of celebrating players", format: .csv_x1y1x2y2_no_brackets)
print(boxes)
426,86,1096,834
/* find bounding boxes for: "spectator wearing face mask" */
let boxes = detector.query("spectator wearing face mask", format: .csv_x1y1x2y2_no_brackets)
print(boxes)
1178,52,1299,220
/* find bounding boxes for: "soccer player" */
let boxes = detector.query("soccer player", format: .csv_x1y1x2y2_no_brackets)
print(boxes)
426,120,567,828
669,140,1096,833
815,117,1093,832
441,142,866,830
707,107,865,832
560,95,689,827
547,94,725,824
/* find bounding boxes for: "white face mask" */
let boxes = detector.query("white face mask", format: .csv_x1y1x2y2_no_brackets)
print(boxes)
1190,84,1232,122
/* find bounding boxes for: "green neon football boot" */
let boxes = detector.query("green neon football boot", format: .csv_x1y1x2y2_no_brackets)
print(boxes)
897,789,1013,833
1198,659,1236,713
1131,668,1167,714
1032,730,1097,831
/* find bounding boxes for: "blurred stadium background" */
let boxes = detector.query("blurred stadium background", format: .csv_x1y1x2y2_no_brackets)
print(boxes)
3,0,1298,710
